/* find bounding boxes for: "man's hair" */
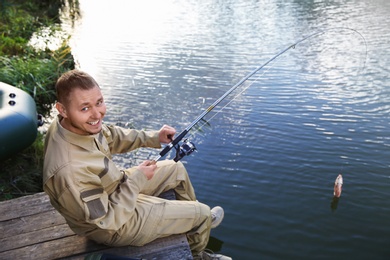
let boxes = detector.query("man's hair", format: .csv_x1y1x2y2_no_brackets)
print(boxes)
55,70,99,104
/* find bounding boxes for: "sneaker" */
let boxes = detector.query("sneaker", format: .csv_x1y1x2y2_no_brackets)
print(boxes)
195,249,232,260
210,206,224,229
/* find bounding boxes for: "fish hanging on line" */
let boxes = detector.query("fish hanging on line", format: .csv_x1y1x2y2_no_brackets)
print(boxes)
331,174,343,212
333,174,343,198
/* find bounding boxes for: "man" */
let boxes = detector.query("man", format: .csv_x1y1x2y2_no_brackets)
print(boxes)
43,70,231,259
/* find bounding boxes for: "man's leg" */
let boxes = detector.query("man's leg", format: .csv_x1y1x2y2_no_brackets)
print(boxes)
120,160,210,254
125,160,197,201
113,194,211,255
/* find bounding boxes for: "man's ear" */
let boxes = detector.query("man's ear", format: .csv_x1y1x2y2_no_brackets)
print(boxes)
56,102,68,118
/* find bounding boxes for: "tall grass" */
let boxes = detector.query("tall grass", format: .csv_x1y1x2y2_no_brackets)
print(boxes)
0,133,45,201
0,0,78,200
0,41,74,116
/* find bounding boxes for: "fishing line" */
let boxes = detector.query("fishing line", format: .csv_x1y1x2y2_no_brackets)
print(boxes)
153,27,368,162
294,29,367,172
188,57,278,138
202,27,367,133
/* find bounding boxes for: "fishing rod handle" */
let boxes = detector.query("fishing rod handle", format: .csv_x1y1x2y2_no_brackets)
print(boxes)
153,129,189,162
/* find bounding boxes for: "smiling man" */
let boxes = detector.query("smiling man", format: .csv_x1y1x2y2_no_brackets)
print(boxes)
43,70,231,259
56,80,105,135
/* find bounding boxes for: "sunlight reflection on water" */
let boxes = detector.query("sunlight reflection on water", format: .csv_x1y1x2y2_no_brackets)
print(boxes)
63,0,390,258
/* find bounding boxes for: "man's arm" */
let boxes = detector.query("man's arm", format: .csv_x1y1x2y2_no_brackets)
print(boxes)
104,124,161,154
52,165,148,232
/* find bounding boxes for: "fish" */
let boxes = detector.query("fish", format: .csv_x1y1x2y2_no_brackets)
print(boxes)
333,174,343,198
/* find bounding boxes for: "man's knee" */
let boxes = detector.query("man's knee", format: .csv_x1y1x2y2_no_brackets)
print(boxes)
158,159,185,171
156,160,188,181
194,202,212,228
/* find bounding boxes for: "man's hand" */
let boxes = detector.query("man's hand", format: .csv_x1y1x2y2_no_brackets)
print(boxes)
158,125,176,144
137,160,157,180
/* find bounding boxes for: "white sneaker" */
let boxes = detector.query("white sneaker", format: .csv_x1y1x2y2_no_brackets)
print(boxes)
195,249,232,260
210,206,224,229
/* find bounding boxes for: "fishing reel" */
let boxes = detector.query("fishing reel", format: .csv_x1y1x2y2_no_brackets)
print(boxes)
173,139,197,162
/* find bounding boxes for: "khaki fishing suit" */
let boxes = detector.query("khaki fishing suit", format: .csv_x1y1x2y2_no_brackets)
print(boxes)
43,116,211,254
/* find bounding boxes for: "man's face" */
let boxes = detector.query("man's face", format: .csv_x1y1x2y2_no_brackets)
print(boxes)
56,85,106,135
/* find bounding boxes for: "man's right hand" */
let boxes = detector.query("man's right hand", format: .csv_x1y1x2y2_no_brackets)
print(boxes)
137,160,157,180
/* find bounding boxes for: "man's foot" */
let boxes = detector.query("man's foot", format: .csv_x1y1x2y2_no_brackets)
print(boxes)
195,249,232,260
211,206,224,229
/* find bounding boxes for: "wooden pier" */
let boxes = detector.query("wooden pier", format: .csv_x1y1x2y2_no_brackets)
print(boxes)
0,192,192,259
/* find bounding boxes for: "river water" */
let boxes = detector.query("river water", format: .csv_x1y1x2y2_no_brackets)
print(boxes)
63,0,390,259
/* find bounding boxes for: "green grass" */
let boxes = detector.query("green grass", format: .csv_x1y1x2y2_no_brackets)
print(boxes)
0,42,74,116
0,133,45,201
0,0,78,200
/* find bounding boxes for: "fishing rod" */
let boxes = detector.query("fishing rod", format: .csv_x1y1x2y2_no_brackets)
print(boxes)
152,27,366,163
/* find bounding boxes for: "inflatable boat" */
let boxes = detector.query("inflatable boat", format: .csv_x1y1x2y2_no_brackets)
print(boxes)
0,82,40,161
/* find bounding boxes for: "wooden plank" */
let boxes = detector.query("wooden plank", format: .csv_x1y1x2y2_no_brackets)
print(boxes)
0,192,52,221
0,223,74,252
0,233,191,260
61,234,191,260
0,209,66,238
0,233,100,259
0,191,193,260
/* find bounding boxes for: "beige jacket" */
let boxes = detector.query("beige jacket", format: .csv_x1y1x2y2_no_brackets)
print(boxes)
43,116,161,237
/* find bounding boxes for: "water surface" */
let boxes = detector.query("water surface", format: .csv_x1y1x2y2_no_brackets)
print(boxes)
64,1,390,259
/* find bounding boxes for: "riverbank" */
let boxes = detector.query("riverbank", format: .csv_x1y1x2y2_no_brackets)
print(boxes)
0,0,78,201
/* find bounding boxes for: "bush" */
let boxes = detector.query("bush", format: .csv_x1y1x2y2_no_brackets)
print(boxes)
0,0,78,200
0,41,74,116
0,133,45,201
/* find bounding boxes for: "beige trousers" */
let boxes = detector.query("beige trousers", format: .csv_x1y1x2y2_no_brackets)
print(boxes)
110,160,211,255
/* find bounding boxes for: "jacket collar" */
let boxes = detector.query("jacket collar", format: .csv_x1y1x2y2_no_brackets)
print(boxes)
56,115,99,151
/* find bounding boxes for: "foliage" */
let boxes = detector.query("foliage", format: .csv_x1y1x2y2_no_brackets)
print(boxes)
0,41,74,116
0,1,76,116
0,133,45,201
0,0,57,56
0,0,78,200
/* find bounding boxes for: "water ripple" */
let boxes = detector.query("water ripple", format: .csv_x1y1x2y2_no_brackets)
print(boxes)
67,0,390,258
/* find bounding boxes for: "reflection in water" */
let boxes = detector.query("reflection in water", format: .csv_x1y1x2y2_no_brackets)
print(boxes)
207,236,225,253
331,196,340,212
